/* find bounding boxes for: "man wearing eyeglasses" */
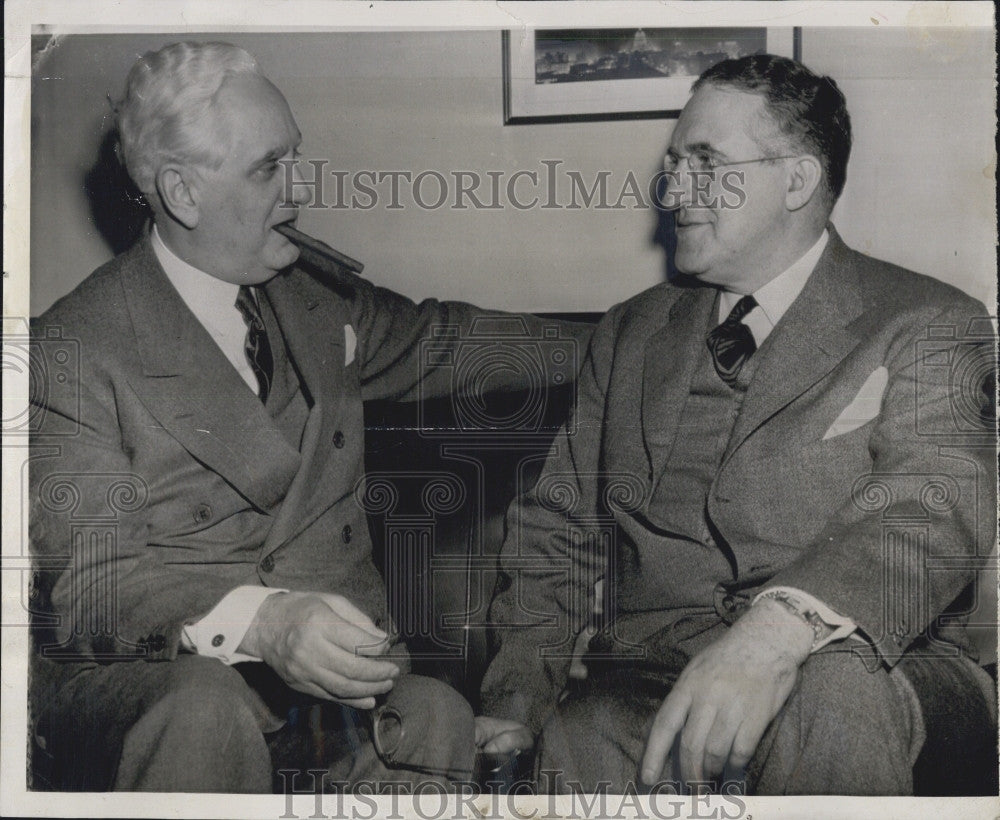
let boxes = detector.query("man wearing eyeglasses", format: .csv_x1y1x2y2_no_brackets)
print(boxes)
476,54,996,794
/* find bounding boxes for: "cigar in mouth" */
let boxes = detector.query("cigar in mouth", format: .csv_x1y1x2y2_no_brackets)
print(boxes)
274,223,365,275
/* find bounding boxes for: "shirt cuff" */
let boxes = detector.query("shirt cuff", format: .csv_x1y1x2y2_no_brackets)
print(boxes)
752,586,857,652
182,585,288,664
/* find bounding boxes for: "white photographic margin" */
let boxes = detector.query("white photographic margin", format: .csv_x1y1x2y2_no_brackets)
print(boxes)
3,2,997,819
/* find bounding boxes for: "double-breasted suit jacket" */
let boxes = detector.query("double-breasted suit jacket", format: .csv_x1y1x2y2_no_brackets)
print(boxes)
28,233,583,671
481,227,995,733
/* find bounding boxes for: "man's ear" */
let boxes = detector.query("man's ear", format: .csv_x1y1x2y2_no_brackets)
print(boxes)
785,155,823,211
154,165,201,229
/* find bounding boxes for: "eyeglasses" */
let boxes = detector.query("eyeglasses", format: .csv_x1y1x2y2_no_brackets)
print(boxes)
663,150,799,174
371,705,475,780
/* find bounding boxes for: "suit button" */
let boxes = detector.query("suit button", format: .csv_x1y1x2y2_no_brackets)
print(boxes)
260,554,275,573
211,634,225,648
193,504,212,523
341,524,352,543
333,430,346,449
722,594,737,612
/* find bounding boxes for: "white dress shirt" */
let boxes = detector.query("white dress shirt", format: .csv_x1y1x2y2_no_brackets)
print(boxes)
151,225,285,663
718,229,829,346
151,224,260,395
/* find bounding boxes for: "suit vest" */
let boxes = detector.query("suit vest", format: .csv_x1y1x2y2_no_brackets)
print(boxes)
652,300,763,545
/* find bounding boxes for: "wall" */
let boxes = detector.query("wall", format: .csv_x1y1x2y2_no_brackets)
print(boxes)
806,26,996,308
29,27,996,315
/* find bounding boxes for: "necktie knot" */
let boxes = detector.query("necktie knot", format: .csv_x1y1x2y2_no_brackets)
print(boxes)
723,294,757,324
235,286,262,328
707,294,758,387
235,286,273,402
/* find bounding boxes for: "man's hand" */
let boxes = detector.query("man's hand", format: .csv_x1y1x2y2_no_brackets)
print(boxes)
240,591,400,709
474,717,534,755
640,599,814,786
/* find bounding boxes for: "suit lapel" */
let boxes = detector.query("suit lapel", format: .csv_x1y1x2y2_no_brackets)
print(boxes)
640,286,717,486
259,270,347,548
263,270,343,416
120,237,300,512
721,227,864,466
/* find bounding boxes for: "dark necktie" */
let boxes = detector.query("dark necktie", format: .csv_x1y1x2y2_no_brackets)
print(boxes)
706,294,758,387
235,286,273,403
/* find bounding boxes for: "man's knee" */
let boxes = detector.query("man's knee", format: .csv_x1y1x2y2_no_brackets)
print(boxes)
748,649,914,794
37,654,273,789
115,656,272,790
151,655,265,733
788,649,913,741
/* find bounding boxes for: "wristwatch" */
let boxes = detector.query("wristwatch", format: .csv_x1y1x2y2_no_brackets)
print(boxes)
752,587,856,652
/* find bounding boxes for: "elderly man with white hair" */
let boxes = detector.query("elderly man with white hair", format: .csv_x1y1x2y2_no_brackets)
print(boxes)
29,40,585,792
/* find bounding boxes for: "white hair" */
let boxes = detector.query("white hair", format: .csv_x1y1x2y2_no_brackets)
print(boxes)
116,41,261,194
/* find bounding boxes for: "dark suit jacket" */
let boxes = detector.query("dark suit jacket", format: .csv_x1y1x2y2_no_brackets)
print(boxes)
480,227,995,733
28,233,586,669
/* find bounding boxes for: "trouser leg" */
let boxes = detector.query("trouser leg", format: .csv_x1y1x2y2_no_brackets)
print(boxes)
536,678,663,793
35,655,278,792
899,647,998,795
39,659,475,793
537,648,927,795
114,657,274,791
745,649,917,795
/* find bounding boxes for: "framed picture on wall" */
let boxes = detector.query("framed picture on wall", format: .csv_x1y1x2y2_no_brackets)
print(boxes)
503,27,800,124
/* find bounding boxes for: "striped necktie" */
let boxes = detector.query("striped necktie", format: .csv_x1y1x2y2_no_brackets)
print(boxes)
706,294,757,387
235,286,273,403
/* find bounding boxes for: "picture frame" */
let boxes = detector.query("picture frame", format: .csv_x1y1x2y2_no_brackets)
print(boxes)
503,27,801,124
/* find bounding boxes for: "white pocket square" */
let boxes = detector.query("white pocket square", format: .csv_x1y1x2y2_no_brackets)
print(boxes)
822,366,888,440
344,324,357,366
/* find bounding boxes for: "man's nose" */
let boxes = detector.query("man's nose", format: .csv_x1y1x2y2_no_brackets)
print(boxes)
661,169,714,211
661,169,693,210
